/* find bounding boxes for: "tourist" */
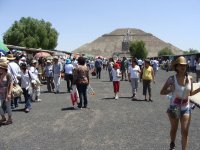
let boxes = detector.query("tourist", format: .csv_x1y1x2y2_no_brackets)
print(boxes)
64,59,74,92
19,63,35,113
141,59,155,101
29,60,41,102
73,57,89,108
195,57,200,82
53,56,63,93
160,56,200,150
44,60,55,92
7,54,21,109
0,58,13,125
112,63,121,100
120,57,128,81
128,59,141,100
107,58,114,81
95,57,103,79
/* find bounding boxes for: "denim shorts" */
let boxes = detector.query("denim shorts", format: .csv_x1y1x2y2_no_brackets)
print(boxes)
167,105,191,116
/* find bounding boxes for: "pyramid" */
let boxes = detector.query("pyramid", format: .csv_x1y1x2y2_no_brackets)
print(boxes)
73,28,183,57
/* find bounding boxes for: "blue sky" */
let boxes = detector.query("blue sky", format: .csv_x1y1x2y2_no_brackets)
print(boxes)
0,0,200,52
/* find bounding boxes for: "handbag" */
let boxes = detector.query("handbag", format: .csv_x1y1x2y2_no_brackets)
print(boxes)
12,84,23,97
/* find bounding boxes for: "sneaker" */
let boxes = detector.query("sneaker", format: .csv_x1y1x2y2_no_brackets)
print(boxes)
35,99,42,102
115,93,119,100
169,141,175,150
25,108,30,113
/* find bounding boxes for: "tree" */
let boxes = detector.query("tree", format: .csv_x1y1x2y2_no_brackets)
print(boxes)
3,17,58,49
183,48,199,55
129,40,148,59
158,47,174,57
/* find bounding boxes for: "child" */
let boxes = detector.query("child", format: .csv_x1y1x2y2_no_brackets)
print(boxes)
112,63,121,99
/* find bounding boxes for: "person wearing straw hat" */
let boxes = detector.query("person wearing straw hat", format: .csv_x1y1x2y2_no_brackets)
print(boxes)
29,59,41,102
53,56,63,93
7,54,21,109
160,56,200,150
44,60,55,92
0,60,13,125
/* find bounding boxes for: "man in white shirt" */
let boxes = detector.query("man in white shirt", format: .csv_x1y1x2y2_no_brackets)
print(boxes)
7,54,21,109
7,54,21,84
29,60,41,102
64,59,74,92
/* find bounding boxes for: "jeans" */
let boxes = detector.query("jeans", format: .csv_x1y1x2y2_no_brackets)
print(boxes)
11,97,20,107
0,100,12,116
130,78,139,95
96,67,102,79
65,74,73,92
22,88,31,109
76,84,88,107
46,77,55,92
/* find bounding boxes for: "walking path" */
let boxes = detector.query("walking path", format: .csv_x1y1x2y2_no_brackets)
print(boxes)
0,69,200,150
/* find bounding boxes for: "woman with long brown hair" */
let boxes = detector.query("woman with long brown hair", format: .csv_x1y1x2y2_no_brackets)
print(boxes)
160,56,200,150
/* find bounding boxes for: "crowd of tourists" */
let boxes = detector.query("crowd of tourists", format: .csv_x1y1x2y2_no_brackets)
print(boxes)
1,52,200,150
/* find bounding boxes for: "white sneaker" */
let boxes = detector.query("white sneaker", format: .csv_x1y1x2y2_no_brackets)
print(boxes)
115,93,119,100
36,99,42,102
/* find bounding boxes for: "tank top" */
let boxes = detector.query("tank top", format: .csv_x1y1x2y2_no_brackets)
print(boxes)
170,75,191,110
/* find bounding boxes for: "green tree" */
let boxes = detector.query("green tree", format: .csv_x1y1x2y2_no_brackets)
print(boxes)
3,17,58,49
158,47,174,57
129,40,148,59
183,48,199,54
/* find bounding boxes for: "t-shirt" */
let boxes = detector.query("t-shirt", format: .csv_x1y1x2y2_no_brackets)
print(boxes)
64,64,74,74
29,66,39,79
112,68,121,81
142,66,153,80
128,65,140,78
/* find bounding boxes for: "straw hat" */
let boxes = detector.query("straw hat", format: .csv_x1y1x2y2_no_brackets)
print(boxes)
53,56,59,60
0,62,8,70
32,59,37,64
7,54,16,60
0,57,8,63
46,60,51,63
171,56,187,70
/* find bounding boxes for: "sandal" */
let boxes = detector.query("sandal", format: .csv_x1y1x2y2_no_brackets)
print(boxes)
1,120,13,125
149,99,153,102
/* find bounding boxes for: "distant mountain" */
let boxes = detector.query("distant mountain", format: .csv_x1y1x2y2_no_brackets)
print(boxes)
73,28,183,57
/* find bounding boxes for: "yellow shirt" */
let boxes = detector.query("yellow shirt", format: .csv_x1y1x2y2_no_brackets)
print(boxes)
142,66,153,80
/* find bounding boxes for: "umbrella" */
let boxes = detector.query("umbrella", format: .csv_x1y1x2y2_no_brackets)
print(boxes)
34,52,51,59
0,41,9,54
